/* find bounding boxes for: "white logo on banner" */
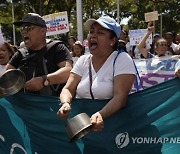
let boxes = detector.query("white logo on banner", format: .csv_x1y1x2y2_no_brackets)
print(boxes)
0,134,39,154
115,132,129,148
115,132,180,149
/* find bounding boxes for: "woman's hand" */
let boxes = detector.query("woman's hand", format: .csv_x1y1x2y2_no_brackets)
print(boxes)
57,102,71,120
90,112,104,131
147,22,154,33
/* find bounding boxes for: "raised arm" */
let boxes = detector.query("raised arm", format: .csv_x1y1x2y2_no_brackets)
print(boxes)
137,23,154,58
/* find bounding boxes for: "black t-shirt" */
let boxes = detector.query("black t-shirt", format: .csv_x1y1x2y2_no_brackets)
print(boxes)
9,41,72,96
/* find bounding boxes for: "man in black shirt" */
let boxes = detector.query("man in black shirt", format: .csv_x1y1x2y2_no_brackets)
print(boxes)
6,13,73,96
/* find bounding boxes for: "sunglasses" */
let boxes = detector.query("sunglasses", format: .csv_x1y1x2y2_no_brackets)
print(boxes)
20,25,35,32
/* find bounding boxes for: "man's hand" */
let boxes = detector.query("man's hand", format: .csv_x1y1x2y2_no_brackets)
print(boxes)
24,77,44,91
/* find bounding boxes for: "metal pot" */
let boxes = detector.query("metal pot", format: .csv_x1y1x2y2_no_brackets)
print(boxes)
0,69,26,97
65,113,92,142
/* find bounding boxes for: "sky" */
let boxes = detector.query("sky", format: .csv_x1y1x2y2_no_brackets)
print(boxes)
120,16,131,25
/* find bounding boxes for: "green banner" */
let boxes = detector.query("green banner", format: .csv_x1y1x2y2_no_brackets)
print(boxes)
0,78,180,154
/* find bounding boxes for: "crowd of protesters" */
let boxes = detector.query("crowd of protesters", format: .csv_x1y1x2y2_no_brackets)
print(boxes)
0,13,179,97
0,13,179,153
117,24,180,59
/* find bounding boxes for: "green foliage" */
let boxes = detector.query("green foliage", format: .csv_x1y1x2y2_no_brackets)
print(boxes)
0,0,179,45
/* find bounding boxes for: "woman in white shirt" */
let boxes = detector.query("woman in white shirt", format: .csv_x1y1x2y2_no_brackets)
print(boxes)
57,16,136,131
0,41,15,77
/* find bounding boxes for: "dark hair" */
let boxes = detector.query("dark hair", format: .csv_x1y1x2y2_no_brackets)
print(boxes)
72,41,85,57
108,29,118,50
68,36,76,42
122,30,128,36
3,41,15,58
165,32,173,36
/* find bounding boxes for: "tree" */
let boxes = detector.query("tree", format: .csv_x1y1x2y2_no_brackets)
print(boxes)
0,0,179,44
121,0,180,35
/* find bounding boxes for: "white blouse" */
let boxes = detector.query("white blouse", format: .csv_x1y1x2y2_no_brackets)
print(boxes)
0,65,6,77
71,51,136,99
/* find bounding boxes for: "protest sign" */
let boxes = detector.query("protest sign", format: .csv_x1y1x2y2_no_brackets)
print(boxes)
145,11,158,22
129,29,152,46
43,11,69,36
132,55,179,92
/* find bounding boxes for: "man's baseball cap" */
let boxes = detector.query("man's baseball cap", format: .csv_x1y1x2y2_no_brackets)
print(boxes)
84,16,121,38
14,13,46,28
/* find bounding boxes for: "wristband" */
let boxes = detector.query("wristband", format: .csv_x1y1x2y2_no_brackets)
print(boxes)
61,102,71,106
63,102,71,105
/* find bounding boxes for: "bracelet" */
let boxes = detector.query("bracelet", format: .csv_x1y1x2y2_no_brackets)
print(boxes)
61,102,71,106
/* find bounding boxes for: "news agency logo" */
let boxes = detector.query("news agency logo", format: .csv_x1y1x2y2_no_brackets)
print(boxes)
115,132,180,149
115,132,129,148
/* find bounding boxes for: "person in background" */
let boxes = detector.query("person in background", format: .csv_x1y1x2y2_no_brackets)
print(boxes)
0,41,15,77
175,33,180,45
150,33,161,54
68,36,76,53
117,39,127,52
6,13,72,96
138,23,180,81
83,33,91,55
119,30,128,43
57,15,136,131
165,32,180,55
71,41,85,65
137,23,168,58
118,30,128,52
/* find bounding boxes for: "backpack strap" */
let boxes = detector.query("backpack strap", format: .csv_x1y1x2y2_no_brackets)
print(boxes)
18,47,37,79
46,40,63,52
42,40,64,93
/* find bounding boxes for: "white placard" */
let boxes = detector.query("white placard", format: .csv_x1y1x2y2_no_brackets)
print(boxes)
43,11,69,36
129,29,152,46
145,11,158,22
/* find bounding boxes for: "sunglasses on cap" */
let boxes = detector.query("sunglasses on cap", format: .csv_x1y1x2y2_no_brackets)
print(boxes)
20,25,35,32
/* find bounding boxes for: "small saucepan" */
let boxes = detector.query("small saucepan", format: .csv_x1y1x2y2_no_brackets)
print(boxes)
65,113,92,142
0,69,26,97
